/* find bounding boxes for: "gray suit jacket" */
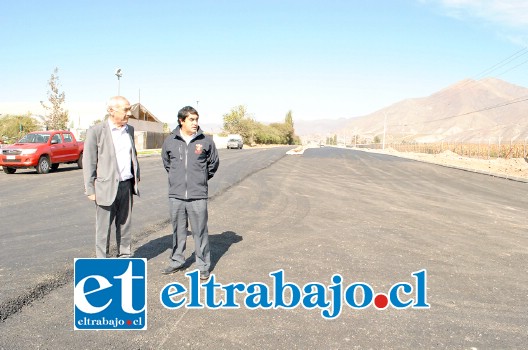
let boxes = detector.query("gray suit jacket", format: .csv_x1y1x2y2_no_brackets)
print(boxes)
83,121,140,206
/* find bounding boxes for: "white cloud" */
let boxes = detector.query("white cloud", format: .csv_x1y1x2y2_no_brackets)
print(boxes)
435,0,528,28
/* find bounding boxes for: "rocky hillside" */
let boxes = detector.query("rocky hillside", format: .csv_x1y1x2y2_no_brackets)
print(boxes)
299,78,528,144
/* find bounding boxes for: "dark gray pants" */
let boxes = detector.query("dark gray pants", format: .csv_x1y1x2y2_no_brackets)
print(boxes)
169,198,210,272
95,180,133,258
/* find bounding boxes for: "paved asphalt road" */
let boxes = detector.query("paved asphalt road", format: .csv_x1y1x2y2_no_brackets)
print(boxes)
1,147,527,349
0,147,291,315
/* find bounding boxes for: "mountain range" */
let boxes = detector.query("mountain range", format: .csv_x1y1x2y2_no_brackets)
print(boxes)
296,78,528,144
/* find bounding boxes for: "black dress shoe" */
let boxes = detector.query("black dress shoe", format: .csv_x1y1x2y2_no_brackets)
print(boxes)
162,265,183,275
200,270,210,281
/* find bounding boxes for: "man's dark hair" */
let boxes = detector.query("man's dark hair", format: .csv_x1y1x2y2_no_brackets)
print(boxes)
177,106,199,125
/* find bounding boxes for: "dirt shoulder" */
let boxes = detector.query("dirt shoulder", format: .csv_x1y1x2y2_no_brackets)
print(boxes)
355,146,528,182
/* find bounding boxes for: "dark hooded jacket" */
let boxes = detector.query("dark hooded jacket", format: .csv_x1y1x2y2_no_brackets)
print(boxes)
161,126,219,199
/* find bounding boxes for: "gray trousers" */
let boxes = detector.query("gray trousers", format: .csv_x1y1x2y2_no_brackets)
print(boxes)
95,180,133,258
169,198,210,272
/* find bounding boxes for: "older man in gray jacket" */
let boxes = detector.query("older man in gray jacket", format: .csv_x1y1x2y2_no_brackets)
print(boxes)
83,96,140,258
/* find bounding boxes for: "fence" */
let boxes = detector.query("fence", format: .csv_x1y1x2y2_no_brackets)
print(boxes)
357,141,528,159
135,131,170,150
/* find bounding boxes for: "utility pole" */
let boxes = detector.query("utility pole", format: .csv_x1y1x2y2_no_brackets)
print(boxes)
382,112,387,150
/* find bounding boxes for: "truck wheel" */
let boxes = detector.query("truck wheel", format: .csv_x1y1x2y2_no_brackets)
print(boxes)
2,166,16,174
36,156,51,174
51,163,59,171
77,152,83,169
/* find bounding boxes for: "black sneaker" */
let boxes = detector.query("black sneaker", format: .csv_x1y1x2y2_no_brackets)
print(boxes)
162,265,183,275
200,270,210,281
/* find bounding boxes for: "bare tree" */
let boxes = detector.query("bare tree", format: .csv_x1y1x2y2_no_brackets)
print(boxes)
41,67,69,130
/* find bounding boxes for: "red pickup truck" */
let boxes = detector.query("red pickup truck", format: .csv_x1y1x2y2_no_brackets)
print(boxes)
0,130,84,174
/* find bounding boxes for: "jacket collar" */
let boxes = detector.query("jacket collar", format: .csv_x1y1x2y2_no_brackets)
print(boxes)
107,119,129,132
173,125,202,141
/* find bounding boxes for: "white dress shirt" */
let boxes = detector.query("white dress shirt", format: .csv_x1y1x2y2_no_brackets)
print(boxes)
108,120,133,181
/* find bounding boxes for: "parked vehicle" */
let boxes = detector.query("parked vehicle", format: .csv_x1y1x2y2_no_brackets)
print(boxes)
0,130,84,174
227,134,243,149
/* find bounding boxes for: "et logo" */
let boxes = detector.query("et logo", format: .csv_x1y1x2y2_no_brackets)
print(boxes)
74,258,147,330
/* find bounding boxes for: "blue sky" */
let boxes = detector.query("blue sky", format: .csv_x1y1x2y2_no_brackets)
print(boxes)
1,0,528,129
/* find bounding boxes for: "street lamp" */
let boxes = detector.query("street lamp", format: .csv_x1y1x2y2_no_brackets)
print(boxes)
115,68,123,95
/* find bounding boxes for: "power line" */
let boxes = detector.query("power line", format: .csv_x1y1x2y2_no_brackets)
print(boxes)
437,96,528,121
393,94,528,128
391,47,528,128
359,47,528,132
471,46,528,80
494,57,528,78
426,46,528,102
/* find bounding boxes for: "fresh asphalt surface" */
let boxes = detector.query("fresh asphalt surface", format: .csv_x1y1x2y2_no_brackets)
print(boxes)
1,146,527,349
0,147,289,313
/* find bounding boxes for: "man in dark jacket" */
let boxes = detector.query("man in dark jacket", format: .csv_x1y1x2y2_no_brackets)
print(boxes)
161,106,219,280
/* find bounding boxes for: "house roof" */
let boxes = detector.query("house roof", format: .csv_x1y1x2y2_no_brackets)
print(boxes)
129,103,162,123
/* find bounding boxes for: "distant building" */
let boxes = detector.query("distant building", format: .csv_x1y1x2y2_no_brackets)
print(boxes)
128,103,164,133
72,103,168,149
127,103,167,150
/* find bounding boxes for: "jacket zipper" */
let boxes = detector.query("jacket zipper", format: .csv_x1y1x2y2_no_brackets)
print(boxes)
184,142,188,199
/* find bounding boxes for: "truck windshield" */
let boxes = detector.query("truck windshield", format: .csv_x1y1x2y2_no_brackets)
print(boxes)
18,134,50,143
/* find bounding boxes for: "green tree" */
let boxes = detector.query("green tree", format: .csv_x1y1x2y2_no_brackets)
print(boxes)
91,118,103,126
373,135,381,143
41,67,69,130
223,105,248,134
0,113,39,143
255,123,282,144
223,105,256,144
222,106,301,146
285,110,294,127
283,110,296,145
